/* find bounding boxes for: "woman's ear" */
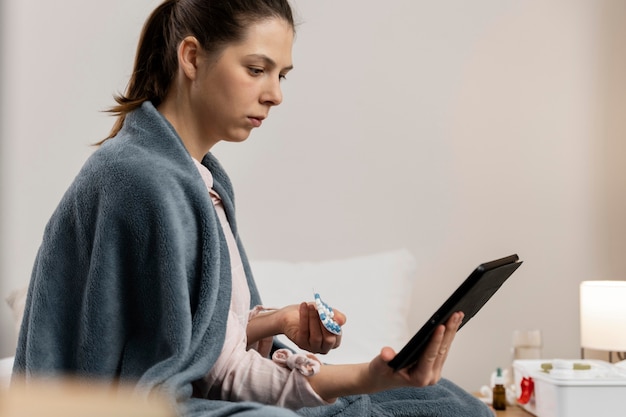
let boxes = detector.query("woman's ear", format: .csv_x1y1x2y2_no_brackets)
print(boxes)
178,36,200,80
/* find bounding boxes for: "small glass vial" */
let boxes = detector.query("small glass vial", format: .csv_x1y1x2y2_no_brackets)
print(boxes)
512,329,542,360
492,367,506,411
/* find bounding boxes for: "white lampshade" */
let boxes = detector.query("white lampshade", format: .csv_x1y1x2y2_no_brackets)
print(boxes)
580,280,626,351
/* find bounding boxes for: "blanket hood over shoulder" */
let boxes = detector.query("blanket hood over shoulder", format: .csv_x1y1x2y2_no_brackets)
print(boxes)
13,101,296,416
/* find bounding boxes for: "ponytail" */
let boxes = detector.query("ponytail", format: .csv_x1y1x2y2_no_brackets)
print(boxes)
101,1,178,142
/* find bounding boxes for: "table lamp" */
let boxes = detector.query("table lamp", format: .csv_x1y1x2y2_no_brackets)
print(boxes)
579,280,626,362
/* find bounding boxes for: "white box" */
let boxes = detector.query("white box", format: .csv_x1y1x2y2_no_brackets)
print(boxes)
513,359,626,417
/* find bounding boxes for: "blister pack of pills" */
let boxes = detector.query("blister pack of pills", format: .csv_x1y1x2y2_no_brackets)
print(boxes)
314,293,342,335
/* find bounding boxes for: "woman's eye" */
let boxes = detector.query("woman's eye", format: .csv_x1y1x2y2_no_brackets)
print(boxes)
248,67,264,76
279,74,287,82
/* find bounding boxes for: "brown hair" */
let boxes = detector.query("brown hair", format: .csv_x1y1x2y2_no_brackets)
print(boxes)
102,0,294,143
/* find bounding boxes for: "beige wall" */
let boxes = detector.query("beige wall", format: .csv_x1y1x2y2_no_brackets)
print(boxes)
598,0,626,279
1,0,625,391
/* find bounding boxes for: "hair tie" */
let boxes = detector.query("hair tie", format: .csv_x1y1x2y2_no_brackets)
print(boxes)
272,349,321,376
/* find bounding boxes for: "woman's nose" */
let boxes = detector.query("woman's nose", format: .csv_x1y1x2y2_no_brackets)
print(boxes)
261,79,283,106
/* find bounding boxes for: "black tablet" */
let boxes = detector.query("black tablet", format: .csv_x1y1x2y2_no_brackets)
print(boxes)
388,254,522,370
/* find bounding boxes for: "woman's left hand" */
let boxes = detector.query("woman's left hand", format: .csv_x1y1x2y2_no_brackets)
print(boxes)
369,311,465,389
306,311,464,403
281,302,347,354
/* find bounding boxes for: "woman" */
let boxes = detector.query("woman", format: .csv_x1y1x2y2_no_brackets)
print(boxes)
13,1,492,416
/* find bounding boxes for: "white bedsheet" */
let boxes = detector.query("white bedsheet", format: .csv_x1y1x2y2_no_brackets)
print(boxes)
0,356,14,390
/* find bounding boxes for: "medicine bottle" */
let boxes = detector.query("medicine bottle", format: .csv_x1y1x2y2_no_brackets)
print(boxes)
492,367,506,410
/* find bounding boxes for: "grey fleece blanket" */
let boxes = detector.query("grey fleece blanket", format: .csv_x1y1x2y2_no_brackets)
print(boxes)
13,102,491,417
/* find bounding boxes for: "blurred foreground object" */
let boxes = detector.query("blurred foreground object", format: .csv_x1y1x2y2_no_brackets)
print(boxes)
0,377,174,417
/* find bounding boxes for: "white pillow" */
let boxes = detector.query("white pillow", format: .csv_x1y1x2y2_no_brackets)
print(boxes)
0,356,14,390
6,285,28,336
251,249,417,365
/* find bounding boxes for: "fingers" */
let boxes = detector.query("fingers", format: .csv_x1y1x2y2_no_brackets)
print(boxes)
297,302,310,346
366,314,465,391
306,303,325,351
308,304,343,353
432,312,464,379
407,311,464,386
332,308,347,326
293,302,345,354
380,346,396,362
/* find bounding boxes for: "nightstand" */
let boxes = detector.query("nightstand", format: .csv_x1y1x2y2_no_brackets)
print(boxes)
474,393,534,416
493,405,533,416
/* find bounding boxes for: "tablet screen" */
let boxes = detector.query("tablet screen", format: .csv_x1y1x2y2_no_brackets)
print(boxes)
388,254,522,370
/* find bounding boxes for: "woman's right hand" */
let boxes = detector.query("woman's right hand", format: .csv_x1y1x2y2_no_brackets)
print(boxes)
280,302,346,354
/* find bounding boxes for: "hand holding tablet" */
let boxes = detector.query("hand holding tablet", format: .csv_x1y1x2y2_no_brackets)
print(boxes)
388,254,522,370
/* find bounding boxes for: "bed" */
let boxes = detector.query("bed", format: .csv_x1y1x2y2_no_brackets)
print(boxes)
1,249,419,387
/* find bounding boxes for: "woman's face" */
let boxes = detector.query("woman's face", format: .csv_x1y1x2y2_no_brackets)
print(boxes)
191,17,294,145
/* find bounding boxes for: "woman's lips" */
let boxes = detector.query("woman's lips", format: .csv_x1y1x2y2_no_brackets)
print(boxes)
248,117,263,128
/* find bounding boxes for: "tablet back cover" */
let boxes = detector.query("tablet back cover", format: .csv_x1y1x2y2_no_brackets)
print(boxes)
388,254,522,370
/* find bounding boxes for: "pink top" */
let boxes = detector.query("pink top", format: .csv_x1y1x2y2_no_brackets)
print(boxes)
192,159,326,409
